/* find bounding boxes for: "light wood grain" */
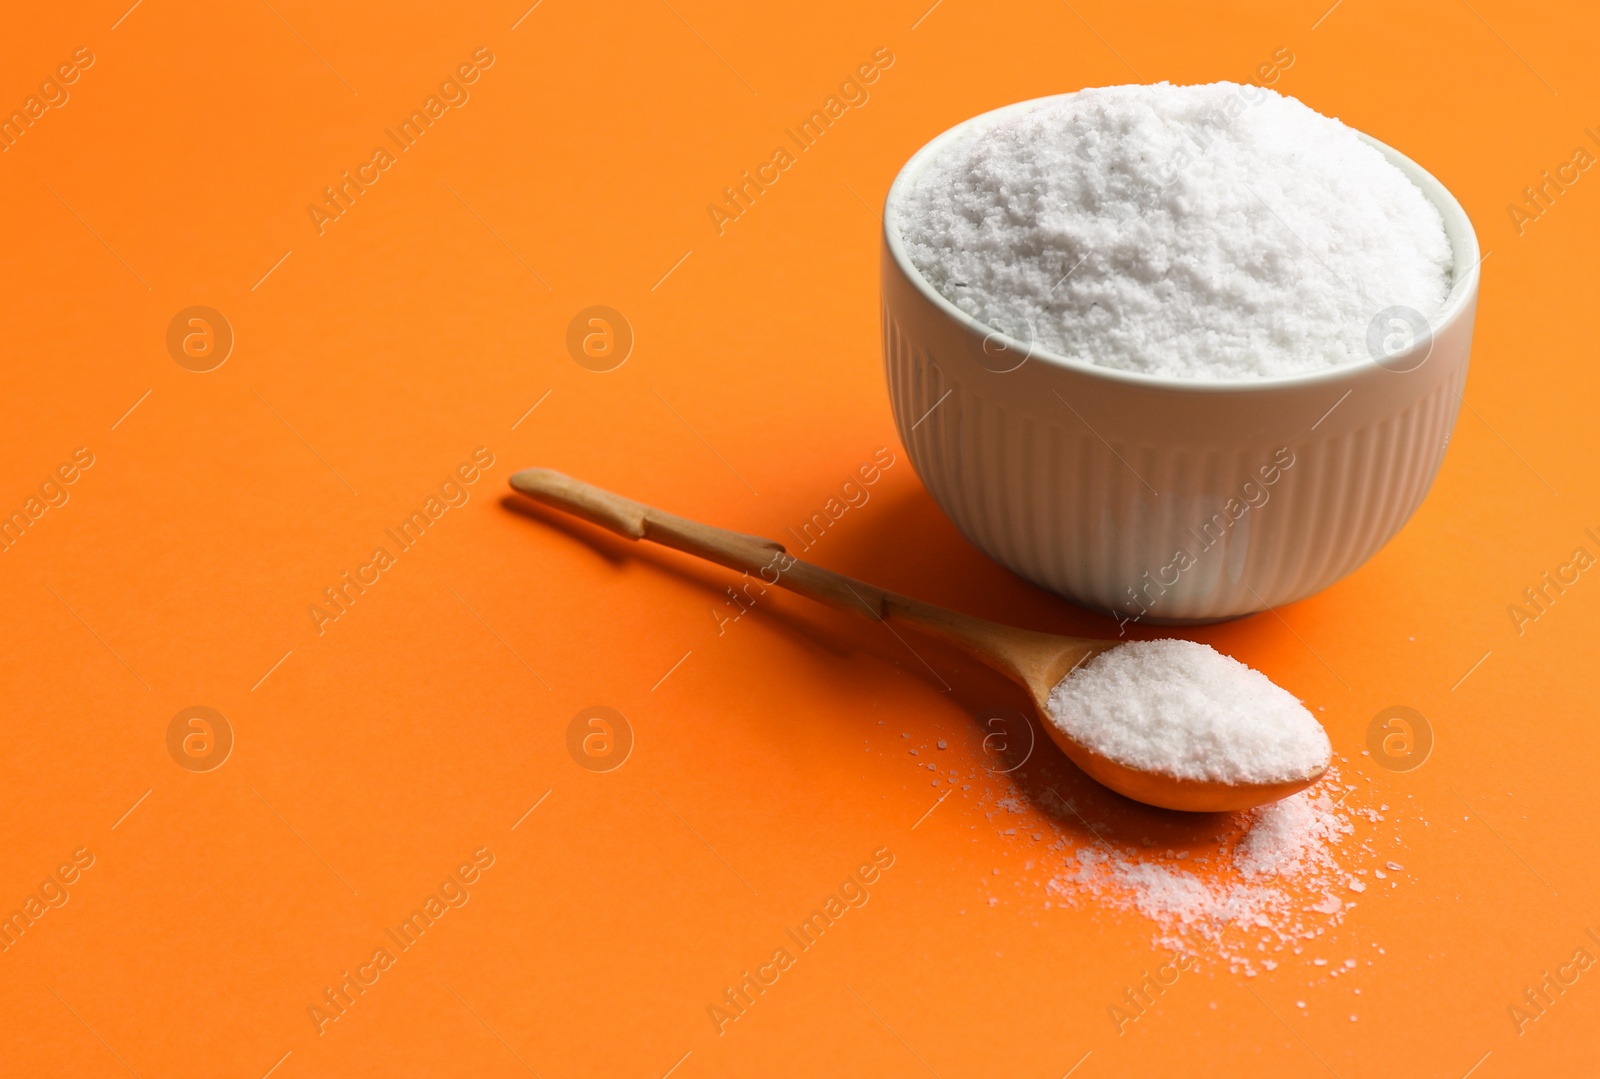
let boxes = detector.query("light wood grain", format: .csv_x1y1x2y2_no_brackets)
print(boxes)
510,468,1324,812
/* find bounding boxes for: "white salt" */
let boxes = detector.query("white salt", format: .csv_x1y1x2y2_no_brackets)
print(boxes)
1236,792,1346,876
897,82,1453,379
1048,775,1369,975
1045,639,1330,784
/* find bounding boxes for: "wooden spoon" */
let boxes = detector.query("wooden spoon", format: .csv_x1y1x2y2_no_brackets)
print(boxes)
509,468,1325,812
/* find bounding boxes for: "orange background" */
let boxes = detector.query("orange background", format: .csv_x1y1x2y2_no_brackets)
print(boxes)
2,0,1597,1075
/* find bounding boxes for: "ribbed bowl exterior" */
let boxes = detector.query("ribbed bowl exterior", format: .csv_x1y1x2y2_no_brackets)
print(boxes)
881,104,1480,624
882,270,1475,622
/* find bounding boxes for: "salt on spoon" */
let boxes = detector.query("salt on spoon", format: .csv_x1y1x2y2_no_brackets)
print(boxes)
510,468,1331,812
1046,639,1330,786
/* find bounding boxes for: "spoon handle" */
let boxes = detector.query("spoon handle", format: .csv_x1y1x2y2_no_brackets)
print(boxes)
508,467,1074,685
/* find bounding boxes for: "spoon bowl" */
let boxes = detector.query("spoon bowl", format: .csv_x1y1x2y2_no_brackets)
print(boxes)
509,468,1327,812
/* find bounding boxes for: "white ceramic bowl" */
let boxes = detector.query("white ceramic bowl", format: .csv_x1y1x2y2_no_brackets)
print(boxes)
882,94,1480,624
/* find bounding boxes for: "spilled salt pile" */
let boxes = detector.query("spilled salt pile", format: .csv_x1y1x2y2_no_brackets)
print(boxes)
1044,769,1400,975
1045,639,1331,784
1234,784,1348,877
896,82,1454,379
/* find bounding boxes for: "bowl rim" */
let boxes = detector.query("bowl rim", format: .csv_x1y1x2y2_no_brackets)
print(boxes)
882,89,1482,394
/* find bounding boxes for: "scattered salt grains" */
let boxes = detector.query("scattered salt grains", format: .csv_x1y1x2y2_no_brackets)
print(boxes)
1237,791,1351,874
1045,769,1394,975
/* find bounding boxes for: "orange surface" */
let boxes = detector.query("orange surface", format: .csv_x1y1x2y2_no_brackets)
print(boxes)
2,1,1598,1076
